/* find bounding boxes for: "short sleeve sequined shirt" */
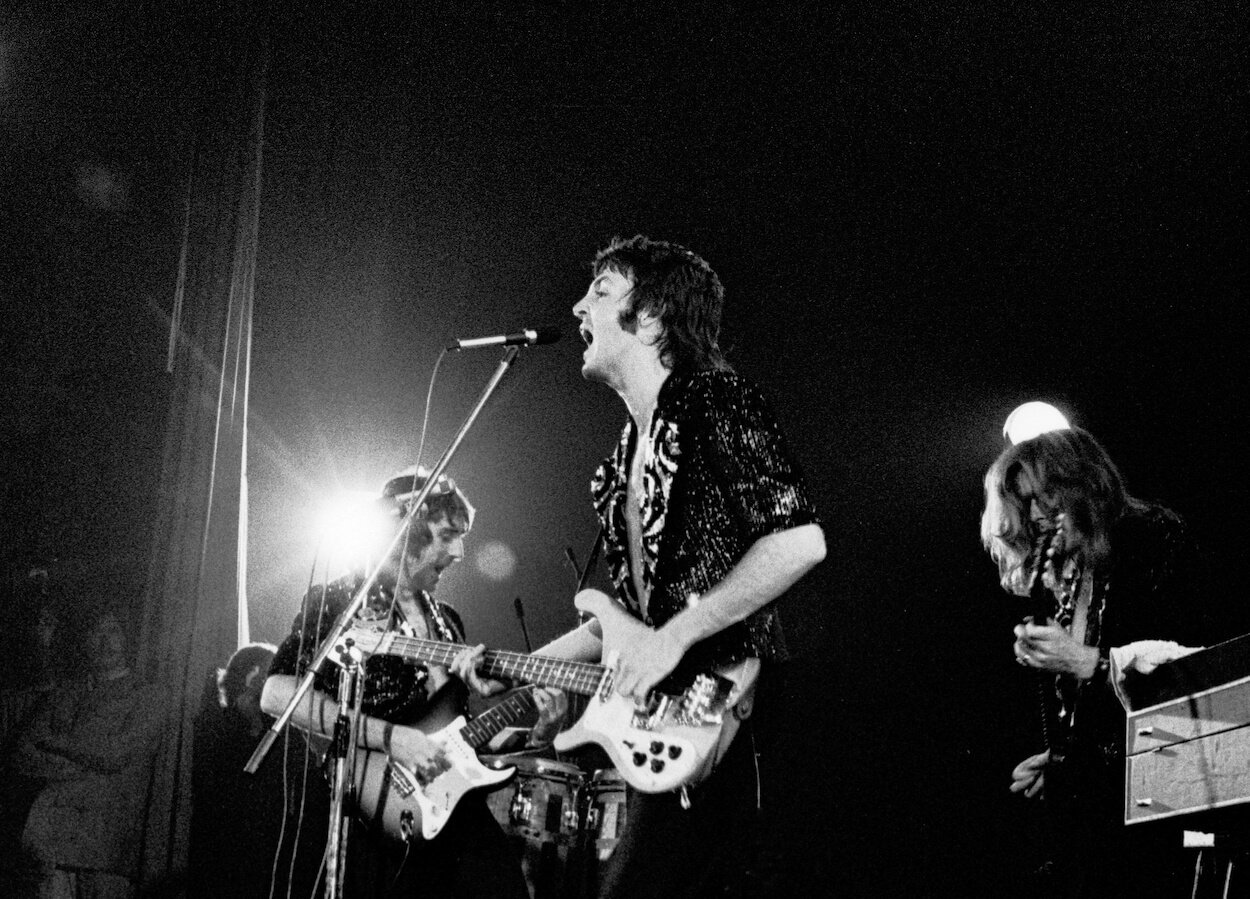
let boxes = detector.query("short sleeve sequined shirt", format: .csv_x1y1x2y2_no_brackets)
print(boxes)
591,369,820,672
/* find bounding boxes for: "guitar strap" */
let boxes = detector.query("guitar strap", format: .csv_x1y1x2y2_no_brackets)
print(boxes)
576,524,608,593
383,584,457,645
417,590,458,643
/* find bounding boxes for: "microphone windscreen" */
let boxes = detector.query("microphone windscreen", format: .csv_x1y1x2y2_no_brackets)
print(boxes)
531,326,562,345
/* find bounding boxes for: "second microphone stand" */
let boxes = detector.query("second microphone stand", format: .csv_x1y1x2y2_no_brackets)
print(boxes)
246,345,524,899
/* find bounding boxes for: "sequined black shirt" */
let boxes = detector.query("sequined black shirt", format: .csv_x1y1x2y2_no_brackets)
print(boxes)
1048,504,1211,821
591,369,820,673
269,575,468,725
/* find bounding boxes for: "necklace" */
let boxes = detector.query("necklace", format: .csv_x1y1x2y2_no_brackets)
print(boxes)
1054,557,1082,631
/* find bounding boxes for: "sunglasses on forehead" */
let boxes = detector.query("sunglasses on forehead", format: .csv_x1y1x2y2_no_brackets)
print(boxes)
381,470,457,502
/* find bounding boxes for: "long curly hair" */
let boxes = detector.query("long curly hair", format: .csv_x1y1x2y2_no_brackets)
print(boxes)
980,427,1144,593
593,234,732,374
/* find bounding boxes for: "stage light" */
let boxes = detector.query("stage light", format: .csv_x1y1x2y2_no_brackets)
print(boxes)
1003,402,1071,445
315,489,396,573
474,539,518,582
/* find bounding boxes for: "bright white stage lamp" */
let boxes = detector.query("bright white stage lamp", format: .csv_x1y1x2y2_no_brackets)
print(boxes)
316,489,395,571
1003,402,1071,445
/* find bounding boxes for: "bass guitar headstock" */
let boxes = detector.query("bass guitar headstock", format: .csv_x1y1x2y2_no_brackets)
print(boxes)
333,623,391,664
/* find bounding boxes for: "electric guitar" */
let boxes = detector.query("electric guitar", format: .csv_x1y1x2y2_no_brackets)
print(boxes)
1025,521,1073,797
352,685,536,842
341,589,759,795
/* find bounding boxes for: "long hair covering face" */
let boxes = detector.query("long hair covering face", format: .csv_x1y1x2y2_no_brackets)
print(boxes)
981,427,1141,593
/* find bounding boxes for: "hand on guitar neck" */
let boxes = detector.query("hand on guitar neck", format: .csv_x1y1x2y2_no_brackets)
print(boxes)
450,587,691,714
1013,622,1101,680
449,644,511,699
449,647,572,741
1014,519,1099,680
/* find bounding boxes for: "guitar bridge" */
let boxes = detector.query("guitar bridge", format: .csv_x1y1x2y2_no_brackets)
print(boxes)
677,674,728,726
388,760,419,798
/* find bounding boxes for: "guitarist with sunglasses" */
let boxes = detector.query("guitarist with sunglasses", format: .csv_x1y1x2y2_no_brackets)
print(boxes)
981,426,1214,899
457,236,826,899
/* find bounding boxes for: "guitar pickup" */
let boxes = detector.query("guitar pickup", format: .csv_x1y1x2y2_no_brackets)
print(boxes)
599,651,619,702
632,695,673,731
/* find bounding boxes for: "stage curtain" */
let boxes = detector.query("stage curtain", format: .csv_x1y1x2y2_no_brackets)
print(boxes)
136,10,268,895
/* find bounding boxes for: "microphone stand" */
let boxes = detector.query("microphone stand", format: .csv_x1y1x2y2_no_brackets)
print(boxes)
573,525,605,624
245,345,524,898
325,644,366,893
514,596,533,653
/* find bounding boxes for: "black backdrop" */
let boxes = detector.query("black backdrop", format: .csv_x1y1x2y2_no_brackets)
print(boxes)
2,2,1246,894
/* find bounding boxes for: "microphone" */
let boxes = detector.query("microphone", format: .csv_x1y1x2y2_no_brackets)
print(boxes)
448,326,561,351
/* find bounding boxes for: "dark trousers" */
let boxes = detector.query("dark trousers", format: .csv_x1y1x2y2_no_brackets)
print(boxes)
597,722,760,899
347,794,529,899
1030,769,1191,899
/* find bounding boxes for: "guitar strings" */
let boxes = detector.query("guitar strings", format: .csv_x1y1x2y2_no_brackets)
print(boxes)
379,634,606,695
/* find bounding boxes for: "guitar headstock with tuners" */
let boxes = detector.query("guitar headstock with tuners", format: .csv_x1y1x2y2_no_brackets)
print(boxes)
1026,515,1066,624
333,624,403,666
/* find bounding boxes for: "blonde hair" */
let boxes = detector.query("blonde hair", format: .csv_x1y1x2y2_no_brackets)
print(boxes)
981,427,1141,593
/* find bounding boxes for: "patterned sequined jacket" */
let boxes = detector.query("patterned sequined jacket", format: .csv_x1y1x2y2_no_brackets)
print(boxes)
591,368,820,677
270,574,468,725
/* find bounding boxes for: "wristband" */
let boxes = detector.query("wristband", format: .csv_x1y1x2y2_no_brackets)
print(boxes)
1092,647,1110,682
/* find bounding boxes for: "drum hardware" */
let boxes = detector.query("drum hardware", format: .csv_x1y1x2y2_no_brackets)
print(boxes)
508,780,581,835
485,757,628,898
584,768,626,862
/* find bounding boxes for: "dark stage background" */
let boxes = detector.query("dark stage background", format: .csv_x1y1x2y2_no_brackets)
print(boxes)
2,2,1246,895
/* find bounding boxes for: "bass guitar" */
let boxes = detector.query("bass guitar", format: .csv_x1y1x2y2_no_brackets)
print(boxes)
341,589,758,795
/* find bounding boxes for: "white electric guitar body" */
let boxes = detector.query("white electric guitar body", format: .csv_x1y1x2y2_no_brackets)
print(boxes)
552,589,760,792
336,678,536,842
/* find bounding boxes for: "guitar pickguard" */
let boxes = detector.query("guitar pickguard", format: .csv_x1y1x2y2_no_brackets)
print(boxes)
351,688,533,842
553,661,755,793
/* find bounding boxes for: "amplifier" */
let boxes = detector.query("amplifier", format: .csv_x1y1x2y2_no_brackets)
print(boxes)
1124,634,1250,826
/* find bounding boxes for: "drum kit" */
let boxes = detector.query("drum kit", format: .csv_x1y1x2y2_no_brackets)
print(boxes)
483,755,627,899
